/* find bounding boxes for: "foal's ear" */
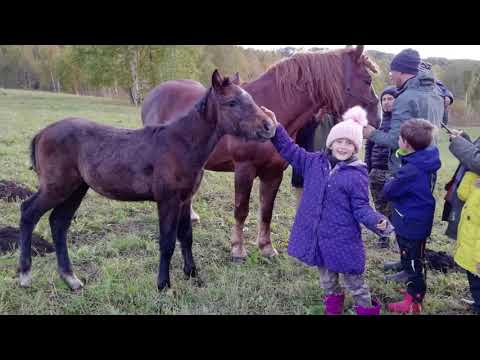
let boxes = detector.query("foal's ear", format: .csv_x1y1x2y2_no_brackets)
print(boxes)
232,72,241,85
212,69,224,92
353,45,364,60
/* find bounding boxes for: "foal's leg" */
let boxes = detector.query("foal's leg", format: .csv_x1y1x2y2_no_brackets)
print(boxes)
49,183,89,290
190,170,204,223
231,163,256,261
256,173,283,257
157,199,181,291
18,192,63,287
177,200,197,280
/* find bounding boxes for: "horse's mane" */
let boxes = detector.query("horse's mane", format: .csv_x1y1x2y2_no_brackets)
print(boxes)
265,48,378,115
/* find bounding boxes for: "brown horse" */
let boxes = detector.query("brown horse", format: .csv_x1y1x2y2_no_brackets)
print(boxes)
18,70,275,291
141,46,381,261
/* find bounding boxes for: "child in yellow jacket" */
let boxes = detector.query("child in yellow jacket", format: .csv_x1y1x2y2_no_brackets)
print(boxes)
454,171,480,314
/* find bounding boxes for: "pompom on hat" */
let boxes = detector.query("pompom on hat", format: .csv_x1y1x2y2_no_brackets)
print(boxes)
325,106,368,152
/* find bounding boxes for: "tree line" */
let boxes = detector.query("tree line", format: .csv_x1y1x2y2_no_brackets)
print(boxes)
1,45,479,125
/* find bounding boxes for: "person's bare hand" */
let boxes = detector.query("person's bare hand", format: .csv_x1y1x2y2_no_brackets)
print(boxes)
376,219,387,231
260,106,278,126
449,129,463,140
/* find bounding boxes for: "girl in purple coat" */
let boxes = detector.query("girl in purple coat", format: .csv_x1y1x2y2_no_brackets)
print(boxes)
262,105,393,315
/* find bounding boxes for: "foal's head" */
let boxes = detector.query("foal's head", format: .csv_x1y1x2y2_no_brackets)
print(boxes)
208,70,275,141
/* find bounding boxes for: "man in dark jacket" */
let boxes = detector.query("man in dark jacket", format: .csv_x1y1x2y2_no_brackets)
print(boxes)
365,86,397,248
363,49,444,174
383,119,442,314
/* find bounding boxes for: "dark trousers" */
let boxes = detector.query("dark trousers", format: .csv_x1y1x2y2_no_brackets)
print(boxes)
397,235,427,303
368,168,392,219
467,271,480,314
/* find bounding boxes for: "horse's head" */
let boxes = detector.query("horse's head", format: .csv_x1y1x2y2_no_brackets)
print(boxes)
210,70,275,141
342,45,381,128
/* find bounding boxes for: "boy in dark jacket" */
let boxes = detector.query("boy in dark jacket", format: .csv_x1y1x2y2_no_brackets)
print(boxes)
383,119,441,314
365,86,397,248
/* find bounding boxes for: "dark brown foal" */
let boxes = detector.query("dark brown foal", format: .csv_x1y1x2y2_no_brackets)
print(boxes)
18,70,275,291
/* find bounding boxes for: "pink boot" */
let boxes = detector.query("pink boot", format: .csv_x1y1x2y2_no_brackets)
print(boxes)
354,298,382,316
324,293,345,315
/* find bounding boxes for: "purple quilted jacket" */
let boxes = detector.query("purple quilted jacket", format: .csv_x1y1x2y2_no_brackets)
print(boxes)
272,125,385,274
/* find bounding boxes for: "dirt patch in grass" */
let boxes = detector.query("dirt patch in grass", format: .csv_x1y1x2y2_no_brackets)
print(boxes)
0,180,34,202
425,249,462,273
0,226,54,256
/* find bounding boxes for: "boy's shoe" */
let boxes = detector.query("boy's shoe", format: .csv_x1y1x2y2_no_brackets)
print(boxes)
461,298,480,314
384,270,409,282
324,293,345,315
383,260,403,272
460,298,474,306
354,298,382,315
387,293,422,314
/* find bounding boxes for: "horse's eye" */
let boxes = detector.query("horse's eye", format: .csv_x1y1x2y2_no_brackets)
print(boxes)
364,79,372,86
227,100,238,107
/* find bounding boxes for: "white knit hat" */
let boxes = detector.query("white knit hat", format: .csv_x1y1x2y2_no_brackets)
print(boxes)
325,106,368,152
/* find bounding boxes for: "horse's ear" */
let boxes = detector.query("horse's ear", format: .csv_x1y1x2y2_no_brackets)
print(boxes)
232,72,241,85
353,45,364,59
212,69,224,92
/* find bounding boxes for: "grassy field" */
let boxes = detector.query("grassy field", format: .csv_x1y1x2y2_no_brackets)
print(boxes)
0,89,479,315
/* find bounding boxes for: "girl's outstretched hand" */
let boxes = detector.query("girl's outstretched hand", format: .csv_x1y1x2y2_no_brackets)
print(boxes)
376,218,395,236
260,106,278,127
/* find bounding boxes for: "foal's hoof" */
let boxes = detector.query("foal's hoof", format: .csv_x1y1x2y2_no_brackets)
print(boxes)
157,280,171,292
60,273,84,291
19,271,32,288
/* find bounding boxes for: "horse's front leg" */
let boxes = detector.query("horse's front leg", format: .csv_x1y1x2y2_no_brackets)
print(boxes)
178,199,196,280
231,163,256,261
157,198,181,291
256,171,283,257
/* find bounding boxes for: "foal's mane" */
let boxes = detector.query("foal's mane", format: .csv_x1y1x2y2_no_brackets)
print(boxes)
265,48,378,115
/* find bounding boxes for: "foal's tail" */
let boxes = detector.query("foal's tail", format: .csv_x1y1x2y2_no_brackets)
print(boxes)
29,132,41,173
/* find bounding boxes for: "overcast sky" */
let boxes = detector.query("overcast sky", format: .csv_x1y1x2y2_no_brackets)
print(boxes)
239,45,480,61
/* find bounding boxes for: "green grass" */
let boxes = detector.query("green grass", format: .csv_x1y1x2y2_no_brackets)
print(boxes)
0,88,479,315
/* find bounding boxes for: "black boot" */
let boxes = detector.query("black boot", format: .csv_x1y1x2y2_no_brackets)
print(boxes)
384,270,409,282
383,260,403,272
377,236,390,249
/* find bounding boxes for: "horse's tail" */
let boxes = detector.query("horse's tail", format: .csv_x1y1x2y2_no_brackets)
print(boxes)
29,132,41,173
